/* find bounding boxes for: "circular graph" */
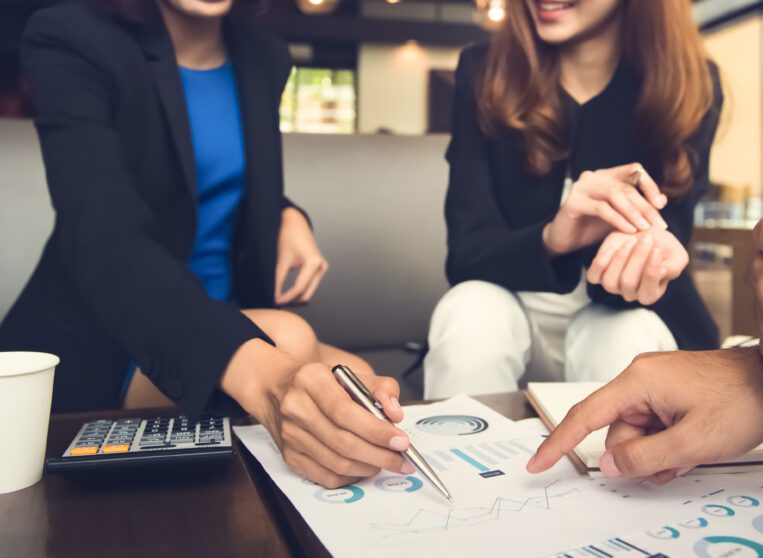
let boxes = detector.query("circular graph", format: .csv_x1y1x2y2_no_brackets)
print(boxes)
694,536,763,558
374,476,424,493
415,415,489,436
702,504,736,517
314,485,365,504
647,526,680,540
727,495,761,508
679,517,709,529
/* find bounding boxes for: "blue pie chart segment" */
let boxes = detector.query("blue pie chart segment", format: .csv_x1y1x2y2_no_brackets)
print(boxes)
754,515,763,533
648,526,680,540
314,485,365,504
680,517,709,529
702,504,736,517
727,495,761,508
694,536,763,558
374,476,424,493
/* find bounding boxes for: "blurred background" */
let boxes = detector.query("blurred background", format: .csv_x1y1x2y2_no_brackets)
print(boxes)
0,0,761,396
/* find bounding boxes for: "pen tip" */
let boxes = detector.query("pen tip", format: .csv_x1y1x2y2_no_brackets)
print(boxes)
447,496,455,503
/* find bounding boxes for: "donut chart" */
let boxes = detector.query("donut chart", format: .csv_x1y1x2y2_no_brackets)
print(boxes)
694,536,763,558
374,476,424,493
314,485,365,504
648,526,680,540
702,504,736,517
680,517,709,529
728,495,761,508
415,415,489,436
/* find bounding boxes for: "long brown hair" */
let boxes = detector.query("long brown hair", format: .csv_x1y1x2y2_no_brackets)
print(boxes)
479,0,714,197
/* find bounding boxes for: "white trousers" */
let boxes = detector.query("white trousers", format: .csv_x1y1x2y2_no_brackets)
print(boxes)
424,280,678,399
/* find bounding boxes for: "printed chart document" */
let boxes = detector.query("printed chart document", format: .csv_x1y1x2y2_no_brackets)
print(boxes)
234,395,763,557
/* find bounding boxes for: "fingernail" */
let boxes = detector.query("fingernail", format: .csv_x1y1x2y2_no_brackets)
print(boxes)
658,216,668,230
400,461,415,475
390,397,402,415
599,452,622,478
659,195,668,209
389,435,409,451
637,217,650,230
676,467,694,477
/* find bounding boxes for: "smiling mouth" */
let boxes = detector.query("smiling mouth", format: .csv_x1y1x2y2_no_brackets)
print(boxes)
536,1,576,13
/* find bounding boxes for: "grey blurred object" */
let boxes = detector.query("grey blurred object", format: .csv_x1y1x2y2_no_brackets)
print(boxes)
0,120,450,399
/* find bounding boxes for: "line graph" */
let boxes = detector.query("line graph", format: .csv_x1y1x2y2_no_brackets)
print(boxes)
369,480,581,536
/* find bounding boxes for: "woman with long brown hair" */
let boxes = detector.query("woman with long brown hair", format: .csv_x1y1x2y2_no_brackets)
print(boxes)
425,0,723,398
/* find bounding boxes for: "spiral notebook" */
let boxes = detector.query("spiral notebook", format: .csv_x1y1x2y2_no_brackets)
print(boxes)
526,381,763,476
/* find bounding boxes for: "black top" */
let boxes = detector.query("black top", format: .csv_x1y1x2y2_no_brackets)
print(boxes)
0,2,299,416
445,44,723,350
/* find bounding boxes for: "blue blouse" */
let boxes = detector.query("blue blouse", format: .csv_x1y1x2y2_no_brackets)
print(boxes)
179,61,246,302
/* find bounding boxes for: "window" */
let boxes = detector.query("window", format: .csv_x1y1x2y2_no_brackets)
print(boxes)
280,68,357,134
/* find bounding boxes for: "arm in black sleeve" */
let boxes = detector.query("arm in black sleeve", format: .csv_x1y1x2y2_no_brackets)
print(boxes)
22,13,272,417
444,47,581,293
587,61,724,309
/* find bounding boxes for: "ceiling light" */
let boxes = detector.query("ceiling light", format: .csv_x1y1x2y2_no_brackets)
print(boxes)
296,0,340,15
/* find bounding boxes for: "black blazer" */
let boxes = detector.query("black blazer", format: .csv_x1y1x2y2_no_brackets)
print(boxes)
445,44,723,350
0,2,297,416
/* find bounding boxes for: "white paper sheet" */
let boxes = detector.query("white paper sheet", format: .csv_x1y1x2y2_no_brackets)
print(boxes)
234,395,763,557
550,484,763,557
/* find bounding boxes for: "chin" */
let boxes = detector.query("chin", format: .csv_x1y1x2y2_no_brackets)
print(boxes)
525,0,622,45
534,25,580,44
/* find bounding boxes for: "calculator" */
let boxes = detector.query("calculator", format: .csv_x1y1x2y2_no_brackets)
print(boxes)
45,415,233,472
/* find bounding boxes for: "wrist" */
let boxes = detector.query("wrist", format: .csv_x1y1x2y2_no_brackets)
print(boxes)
220,338,298,423
542,223,563,258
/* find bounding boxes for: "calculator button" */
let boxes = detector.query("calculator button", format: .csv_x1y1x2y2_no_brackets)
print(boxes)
102,444,130,454
71,446,99,456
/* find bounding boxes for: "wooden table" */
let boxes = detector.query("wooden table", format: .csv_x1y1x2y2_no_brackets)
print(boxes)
693,225,757,337
0,393,533,558
0,407,293,558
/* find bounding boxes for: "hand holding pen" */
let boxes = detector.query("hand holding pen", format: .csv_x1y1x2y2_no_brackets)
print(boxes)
333,365,454,503
251,358,415,490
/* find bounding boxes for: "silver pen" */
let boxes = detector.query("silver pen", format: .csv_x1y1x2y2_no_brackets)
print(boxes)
332,364,454,503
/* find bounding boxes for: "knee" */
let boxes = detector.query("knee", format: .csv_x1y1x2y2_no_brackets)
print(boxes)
242,309,320,363
429,281,527,344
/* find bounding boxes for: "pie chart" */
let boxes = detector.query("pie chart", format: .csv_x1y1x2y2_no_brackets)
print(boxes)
314,485,365,504
374,476,424,493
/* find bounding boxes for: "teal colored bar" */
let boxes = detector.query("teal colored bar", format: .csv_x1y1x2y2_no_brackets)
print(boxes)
450,448,489,472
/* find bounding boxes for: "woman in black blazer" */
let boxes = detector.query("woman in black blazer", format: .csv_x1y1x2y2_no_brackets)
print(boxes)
0,0,413,489
425,0,723,399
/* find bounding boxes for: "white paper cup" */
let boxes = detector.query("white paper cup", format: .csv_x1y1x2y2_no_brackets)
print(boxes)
0,352,59,494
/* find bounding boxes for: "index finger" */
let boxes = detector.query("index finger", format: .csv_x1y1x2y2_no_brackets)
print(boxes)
633,167,667,210
526,379,631,474
279,260,321,306
606,163,667,210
